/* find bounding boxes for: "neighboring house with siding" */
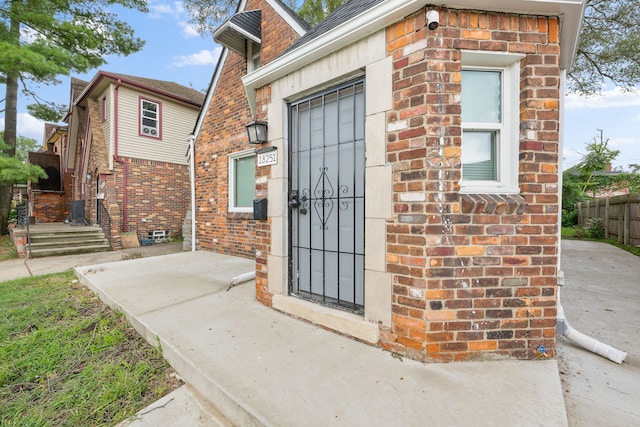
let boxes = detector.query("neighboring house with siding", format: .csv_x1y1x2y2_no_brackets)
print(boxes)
194,0,585,363
64,71,205,249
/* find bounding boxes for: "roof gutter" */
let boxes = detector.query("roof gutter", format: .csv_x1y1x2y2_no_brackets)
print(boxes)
242,0,586,115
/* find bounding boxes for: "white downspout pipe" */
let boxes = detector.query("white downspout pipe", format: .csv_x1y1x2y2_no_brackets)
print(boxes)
557,293,627,364
227,271,256,291
187,134,197,252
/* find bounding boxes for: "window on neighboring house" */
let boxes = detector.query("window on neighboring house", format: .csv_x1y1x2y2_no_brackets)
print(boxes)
460,51,524,194
228,150,255,213
101,96,107,122
140,98,161,138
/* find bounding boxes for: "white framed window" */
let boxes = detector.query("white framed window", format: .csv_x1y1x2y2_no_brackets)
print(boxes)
460,50,524,194
228,150,256,212
247,41,260,73
139,97,161,138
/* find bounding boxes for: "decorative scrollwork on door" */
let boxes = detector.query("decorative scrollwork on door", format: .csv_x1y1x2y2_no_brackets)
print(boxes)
311,167,350,230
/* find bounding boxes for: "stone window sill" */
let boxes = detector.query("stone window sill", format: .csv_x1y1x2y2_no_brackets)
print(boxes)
460,193,528,215
227,212,254,220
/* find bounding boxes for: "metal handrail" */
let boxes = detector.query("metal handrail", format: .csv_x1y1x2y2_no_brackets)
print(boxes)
16,203,32,258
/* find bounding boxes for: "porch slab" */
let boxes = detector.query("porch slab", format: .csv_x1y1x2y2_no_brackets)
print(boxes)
76,250,568,427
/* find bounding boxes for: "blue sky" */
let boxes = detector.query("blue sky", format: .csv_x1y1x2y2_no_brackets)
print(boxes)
564,87,640,171
2,1,639,172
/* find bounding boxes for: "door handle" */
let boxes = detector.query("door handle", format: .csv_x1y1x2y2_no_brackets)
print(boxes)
288,191,300,209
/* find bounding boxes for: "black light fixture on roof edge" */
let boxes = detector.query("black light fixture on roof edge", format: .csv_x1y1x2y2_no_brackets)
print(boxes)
245,120,268,144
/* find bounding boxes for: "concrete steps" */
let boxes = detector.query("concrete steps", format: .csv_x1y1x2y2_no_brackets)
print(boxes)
28,225,111,258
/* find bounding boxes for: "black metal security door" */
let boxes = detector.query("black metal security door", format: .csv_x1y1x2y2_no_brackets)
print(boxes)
289,80,365,312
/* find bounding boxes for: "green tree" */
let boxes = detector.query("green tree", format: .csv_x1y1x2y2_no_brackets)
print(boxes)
569,0,640,94
14,134,38,163
563,129,640,226
0,131,39,163
27,101,68,123
0,136,47,200
0,0,147,233
576,129,619,194
297,0,342,26
561,169,585,227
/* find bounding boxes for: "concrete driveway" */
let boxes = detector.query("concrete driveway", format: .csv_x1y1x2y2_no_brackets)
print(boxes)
558,240,640,426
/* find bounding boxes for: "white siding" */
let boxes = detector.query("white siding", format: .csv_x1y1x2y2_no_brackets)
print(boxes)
98,86,113,170
116,86,198,165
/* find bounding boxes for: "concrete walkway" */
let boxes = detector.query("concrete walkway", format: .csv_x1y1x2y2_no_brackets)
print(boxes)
0,241,183,281
3,240,637,425
71,250,569,427
557,240,640,426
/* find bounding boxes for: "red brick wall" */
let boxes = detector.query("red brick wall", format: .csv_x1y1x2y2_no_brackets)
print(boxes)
383,9,560,362
111,157,189,240
194,0,301,259
31,192,66,222
30,169,72,224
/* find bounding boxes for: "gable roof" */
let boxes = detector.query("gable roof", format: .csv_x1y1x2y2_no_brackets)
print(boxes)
108,73,206,105
75,71,205,108
192,0,308,138
214,10,262,55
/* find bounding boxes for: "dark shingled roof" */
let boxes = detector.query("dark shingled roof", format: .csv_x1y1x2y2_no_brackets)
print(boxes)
271,0,311,31
285,0,385,52
106,73,206,106
214,10,262,55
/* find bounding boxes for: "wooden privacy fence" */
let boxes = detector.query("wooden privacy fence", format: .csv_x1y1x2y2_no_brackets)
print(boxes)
576,194,640,246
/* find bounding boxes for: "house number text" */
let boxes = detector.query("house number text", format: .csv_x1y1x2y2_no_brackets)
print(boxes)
257,150,278,167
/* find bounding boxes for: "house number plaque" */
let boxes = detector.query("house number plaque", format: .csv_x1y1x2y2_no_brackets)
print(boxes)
257,149,277,167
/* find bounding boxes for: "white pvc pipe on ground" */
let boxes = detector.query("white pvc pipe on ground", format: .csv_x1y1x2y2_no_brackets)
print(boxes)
227,272,256,291
557,295,627,364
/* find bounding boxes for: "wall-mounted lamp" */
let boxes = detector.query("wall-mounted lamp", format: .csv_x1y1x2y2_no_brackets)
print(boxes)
246,120,268,144
426,10,439,30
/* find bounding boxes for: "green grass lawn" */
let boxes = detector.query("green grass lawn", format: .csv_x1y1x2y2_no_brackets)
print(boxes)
0,234,17,261
0,271,182,427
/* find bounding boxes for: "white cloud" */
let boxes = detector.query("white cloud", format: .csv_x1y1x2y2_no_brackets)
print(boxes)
149,1,185,19
170,48,221,68
565,87,640,110
179,21,200,38
0,113,46,146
